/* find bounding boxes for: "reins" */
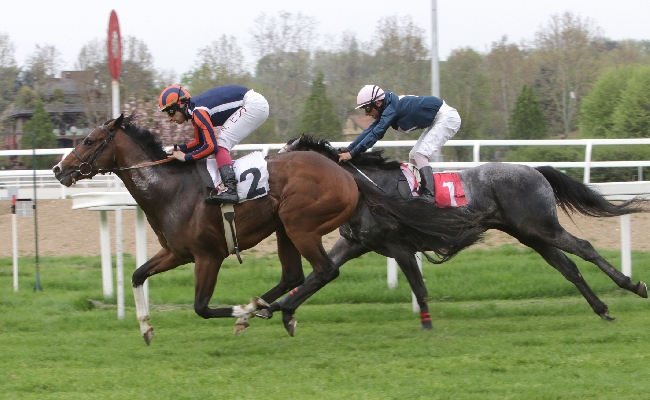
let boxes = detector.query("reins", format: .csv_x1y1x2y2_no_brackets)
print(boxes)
71,123,173,176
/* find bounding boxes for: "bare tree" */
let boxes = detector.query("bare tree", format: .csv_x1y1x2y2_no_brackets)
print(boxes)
183,35,250,95
0,32,16,68
534,12,604,136
441,47,490,160
23,44,62,89
485,36,537,136
313,32,371,125
370,15,430,96
249,11,318,137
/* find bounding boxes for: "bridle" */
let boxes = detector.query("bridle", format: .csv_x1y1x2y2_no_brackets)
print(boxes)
70,123,173,176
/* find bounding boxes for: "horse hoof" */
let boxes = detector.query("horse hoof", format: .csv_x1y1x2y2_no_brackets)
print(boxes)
256,309,273,319
284,318,297,337
253,296,270,309
637,282,648,298
599,312,616,322
234,321,250,335
421,321,433,330
143,327,154,346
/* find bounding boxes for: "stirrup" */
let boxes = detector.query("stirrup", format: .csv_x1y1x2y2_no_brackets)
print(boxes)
205,188,239,204
419,189,435,203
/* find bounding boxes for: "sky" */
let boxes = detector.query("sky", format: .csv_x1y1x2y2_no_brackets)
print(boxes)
0,0,647,78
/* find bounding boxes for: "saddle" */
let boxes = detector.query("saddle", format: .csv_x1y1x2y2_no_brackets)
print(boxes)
399,164,467,208
197,151,270,203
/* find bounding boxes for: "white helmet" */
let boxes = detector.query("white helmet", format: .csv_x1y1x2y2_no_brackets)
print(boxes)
355,85,385,109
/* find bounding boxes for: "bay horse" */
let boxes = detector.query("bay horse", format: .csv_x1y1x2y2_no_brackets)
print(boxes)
52,114,485,342
261,135,648,333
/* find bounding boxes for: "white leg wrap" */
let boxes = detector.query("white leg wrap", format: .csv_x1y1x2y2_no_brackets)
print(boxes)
133,285,151,335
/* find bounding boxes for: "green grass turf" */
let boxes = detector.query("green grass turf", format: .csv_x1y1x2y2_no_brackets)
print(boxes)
1,247,649,399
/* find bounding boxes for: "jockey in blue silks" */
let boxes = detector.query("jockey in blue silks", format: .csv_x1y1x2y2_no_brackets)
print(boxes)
338,85,461,201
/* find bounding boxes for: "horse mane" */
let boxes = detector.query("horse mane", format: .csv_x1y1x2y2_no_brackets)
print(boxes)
105,113,168,160
291,134,403,170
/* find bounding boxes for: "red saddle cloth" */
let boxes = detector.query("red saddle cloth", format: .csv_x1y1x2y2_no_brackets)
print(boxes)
399,165,467,208
432,172,467,208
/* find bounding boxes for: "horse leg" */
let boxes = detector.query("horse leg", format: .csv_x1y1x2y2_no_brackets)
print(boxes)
261,226,305,304
545,230,647,298
392,250,432,330
261,235,370,322
131,248,187,345
525,241,615,320
190,255,268,335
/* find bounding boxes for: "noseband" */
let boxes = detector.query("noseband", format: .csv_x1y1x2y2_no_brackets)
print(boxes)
70,123,173,176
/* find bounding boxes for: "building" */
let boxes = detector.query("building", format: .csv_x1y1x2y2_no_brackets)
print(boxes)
0,71,109,151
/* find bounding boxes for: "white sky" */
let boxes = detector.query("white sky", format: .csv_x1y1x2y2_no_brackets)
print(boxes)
1,0,647,78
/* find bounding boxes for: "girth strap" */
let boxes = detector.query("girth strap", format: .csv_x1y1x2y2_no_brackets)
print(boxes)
221,203,243,264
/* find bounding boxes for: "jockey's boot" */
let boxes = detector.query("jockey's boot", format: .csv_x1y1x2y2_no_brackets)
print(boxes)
418,166,435,202
205,164,239,204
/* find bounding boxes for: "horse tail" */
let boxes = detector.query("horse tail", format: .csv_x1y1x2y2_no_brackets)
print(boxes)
353,175,484,263
535,166,646,217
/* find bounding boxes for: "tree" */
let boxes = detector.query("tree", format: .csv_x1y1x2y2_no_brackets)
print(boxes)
369,15,430,96
249,11,317,138
579,66,636,138
441,48,490,160
0,32,20,113
534,12,604,135
15,86,39,108
611,66,650,138
183,35,250,95
295,71,342,140
507,85,547,139
313,32,371,125
485,36,537,137
20,100,58,169
22,44,62,89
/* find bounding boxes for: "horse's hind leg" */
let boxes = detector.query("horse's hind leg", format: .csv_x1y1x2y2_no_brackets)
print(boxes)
273,235,369,336
261,225,305,304
393,250,432,329
547,230,647,298
528,242,614,320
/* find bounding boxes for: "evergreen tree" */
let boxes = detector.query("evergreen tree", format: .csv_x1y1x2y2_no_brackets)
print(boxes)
20,100,58,169
507,84,547,139
295,71,342,140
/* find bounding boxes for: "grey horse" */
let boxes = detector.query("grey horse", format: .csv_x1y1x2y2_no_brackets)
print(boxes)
261,135,648,335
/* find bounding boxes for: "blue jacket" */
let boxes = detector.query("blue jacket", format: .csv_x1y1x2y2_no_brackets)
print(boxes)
179,85,249,161
348,91,443,157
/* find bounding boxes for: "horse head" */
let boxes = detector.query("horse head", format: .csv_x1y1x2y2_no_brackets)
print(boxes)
53,114,127,186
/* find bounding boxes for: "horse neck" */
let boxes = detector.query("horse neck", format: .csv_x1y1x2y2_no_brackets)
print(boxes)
112,133,180,209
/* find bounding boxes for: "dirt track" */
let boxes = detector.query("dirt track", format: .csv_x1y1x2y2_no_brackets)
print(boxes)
1,199,649,258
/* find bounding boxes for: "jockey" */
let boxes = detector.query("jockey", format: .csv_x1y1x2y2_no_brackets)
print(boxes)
338,85,461,201
159,84,269,204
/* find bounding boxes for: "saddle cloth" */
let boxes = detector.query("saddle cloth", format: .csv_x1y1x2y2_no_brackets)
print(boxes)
205,151,270,203
400,164,467,208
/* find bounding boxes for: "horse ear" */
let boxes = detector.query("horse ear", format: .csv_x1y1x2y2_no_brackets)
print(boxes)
110,113,125,130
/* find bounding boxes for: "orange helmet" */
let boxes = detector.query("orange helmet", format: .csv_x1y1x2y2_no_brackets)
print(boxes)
158,84,191,111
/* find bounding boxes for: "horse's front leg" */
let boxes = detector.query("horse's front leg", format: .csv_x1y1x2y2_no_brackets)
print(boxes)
131,248,186,345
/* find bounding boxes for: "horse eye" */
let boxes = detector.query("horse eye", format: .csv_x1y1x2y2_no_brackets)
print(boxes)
84,138,92,146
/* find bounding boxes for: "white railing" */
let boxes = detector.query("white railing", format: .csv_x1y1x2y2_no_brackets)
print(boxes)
1,138,650,199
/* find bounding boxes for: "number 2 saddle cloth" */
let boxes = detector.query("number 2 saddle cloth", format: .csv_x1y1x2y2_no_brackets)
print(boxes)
197,151,270,203
399,164,468,208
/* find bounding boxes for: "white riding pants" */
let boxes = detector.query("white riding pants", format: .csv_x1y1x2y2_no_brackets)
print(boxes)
217,90,269,151
409,101,461,166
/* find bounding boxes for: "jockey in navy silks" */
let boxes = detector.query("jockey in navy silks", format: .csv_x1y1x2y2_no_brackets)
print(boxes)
338,85,461,201
159,84,269,204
